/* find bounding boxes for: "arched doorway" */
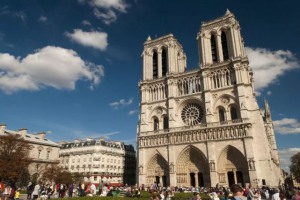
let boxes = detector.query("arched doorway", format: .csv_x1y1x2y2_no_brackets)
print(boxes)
176,145,210,187
147,154,169,187
217,145,250,187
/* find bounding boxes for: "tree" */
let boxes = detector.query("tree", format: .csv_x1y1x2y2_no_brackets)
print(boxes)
290,152,300,182
41,164,73,184
0,134,33,183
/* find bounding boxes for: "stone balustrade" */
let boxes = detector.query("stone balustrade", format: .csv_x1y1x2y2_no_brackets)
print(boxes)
139,118,251,147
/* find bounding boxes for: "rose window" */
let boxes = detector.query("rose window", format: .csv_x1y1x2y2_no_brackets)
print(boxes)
181,103,204,125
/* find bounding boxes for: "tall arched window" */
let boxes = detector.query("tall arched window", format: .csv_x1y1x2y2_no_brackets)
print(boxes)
221,31,229,61
153,51,158,79
162,48,168,77
154,117,159,131
230,107,238,120
219,108,226,122
163,116,169,129
211,34,218,63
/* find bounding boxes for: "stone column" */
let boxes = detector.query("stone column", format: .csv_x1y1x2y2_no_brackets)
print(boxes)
234,170,237,184
159,176,163,187
216,33,223,62
158,52,162,78
195,172,199,187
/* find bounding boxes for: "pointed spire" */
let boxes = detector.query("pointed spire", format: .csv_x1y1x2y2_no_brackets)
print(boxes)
225,8,231,15
264,98,272,121
146,36,151,41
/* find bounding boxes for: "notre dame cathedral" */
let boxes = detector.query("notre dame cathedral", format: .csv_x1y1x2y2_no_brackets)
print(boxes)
137,10,283,188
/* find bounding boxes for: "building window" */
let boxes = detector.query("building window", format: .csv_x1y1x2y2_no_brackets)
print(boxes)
211,34,218,63
38,150,41,159
46,151,50,159
230,107,238,120
153,117,159,131
163,116,169,129
219,108,226,122
221,31,229,61
153,51,158,79
162,48,168,77
90,157,92,162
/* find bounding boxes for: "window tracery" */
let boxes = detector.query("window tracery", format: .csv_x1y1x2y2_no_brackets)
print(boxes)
181,103,204,126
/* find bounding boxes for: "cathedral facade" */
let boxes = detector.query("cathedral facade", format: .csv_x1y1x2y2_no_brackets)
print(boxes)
137,10,283,188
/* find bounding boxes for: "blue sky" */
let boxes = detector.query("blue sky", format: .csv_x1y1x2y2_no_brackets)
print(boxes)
0,0,299,171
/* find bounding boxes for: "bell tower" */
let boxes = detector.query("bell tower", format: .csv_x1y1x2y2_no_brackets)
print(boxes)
141,34,186,81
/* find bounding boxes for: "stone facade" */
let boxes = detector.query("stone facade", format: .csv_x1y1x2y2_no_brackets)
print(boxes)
137,10,283,188
59,138,136,185
0,124,60,178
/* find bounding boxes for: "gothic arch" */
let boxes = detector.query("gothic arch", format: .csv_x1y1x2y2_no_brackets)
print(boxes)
217,145,250,187
176,145,210,186
228,104,239,120
148,106,168,123
213,94,236,111
147,153,169,185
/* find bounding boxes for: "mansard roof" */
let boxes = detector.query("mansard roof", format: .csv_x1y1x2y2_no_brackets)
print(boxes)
60,138,135,152
2,128,60,147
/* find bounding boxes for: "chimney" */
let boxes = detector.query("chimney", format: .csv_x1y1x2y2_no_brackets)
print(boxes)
18,128,28,137
0,124,6,134
36,132,46,140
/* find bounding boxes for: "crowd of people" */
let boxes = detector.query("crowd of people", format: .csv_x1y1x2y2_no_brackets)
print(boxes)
1,179,300,200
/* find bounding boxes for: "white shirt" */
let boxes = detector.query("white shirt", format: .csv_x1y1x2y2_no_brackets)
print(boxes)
32,184,40,195
272,193,280,200
90,184,96,195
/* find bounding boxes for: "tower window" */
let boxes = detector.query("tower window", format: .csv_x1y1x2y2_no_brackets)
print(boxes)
211,35,218,63
221,31,229,61
154,117,159,131
230,107,238,120
163,116,169,129
153,51,158,79
219,108,226,122
162,48,168,77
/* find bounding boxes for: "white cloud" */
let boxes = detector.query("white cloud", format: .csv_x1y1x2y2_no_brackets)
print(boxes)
245,47,299,95
273,118,300,135
94,8,117,25
128,110,138,115
82,20,91,26
278,148,300,172
109,98,133,108
66,29,108,50
38,15,47,22
0,46,104,93
80,0,128,24
15,11,26,22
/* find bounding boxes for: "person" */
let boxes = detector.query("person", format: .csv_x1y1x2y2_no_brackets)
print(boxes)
9,186,15,200
100,184,108,196
14,189,20,200
271,189,280,200
191,191,201,200
279,191,286,200
248,185,257,200
0,180,4,200
32,182,40,200
292,190,300,200
90,183,96,196
68,184,73,198
229,184,247,200
27,182,34,200
98,181,103,195
159,190,165,200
